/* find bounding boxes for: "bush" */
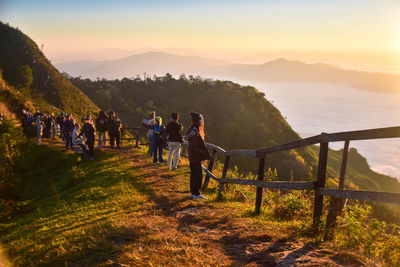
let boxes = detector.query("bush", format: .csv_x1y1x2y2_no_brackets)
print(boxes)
336,202,400,266
273,191,311,220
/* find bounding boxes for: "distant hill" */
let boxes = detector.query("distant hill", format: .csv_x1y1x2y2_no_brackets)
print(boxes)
56,52,228,80
57,53,400,93
0,22,99,116
218,58,400,93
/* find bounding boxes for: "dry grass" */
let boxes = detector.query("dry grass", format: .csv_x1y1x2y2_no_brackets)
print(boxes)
1,142,378,266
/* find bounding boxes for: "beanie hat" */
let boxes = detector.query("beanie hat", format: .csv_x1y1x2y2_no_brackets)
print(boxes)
191,112,201,123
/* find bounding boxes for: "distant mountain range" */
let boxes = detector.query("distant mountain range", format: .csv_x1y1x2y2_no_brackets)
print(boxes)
56,52,400,93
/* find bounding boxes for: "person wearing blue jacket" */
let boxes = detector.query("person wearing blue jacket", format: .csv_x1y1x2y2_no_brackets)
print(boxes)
145,116,167,164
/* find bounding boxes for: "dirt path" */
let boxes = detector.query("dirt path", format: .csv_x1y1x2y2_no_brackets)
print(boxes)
99,148,374,266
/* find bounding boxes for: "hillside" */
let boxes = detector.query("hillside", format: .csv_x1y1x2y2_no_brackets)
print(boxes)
57,52,400,93
0,22,99,116
69,74,400,220
69,74,318,179
0,137,391,266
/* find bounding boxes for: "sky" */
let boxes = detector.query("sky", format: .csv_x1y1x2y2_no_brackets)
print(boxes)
1,0,400,71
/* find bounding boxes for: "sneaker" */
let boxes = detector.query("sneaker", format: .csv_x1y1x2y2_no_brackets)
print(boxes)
172,167,177,170
194,195,207,199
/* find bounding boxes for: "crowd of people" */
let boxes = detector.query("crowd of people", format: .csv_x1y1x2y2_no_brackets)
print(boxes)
18,107,209,199
21,109,122,160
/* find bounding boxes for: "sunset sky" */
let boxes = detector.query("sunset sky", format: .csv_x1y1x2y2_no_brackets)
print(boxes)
1,0,399,71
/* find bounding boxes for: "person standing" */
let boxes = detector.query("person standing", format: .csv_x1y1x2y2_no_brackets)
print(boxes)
95,110,108,148
63,114,75,150
166,112,183,170
108,111,122,148
184,112,210,199
147,116,166,164
78,116,95,160
143,111,156,157
35,114,44,145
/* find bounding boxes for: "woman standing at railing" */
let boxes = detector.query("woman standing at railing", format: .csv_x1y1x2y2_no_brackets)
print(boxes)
185,112,210,199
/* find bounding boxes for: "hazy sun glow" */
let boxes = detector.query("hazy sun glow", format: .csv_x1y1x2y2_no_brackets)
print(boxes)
1,0,399,72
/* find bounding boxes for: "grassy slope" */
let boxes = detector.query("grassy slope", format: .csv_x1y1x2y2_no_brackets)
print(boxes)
0,22,99,116
0,141,380,266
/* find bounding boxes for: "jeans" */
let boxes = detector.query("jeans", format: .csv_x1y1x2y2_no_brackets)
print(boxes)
167,141,181,169
109,131,120,148
97,131,106,147
148,134,155,157
86,137,95,158
65,133,72,149
153,145,164,163
189,161,202,196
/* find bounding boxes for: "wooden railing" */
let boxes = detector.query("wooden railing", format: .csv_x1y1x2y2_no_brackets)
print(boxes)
122,125,400,240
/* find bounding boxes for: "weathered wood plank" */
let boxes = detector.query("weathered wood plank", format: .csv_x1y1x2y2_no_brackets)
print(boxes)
225,149,257,157
201,166,220,182
321,126,400,143
324,140,350,241
220,156,230,192
256,135,321,157
313,141,329,231
218,179,315,190
206,143,226,154
202,149,217,190
317,189,400,205
255,157,265,215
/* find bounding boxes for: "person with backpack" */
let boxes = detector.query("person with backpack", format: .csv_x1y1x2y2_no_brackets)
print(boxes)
63,114,75,150
108,111,122,149
95,110,108,148
166,112,184,170
143,111,156,157
78,115,95,160
184,112,210,199
144,116,166,164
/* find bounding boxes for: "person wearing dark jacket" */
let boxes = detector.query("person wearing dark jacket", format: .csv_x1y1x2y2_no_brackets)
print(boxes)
63,114,75,149
78,115,95,160
95,110,108,148
166,112,183,170
184,112,210,199
108,111,122,148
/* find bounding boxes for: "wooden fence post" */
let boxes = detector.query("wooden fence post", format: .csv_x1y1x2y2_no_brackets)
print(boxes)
202,149,217,190
255,156,266,215
120,128,124,146
324,140,349,240
313,138,329,232
220,156,230,192
135,131,140,148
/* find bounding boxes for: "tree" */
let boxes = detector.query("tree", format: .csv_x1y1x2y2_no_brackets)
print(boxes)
19,65,33,89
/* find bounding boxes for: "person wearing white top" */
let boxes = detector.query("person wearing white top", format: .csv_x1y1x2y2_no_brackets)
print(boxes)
72,123,88,154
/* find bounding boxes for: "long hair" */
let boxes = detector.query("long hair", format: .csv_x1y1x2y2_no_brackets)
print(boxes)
187,114,205,139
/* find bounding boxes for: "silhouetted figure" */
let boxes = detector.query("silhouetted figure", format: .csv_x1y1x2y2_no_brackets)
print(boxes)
184,112,210,199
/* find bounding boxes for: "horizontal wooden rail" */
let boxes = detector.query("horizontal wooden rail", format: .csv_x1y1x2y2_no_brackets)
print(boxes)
220,179,315,190
321,126,400,143
256,135,321,157
317,188,400,205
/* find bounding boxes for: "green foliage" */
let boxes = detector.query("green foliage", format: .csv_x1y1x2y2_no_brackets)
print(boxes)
0,118,26,218
336,202,400,266
19,65,33,97
70,74,316,178
0,22,99,116
272,191,312,221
